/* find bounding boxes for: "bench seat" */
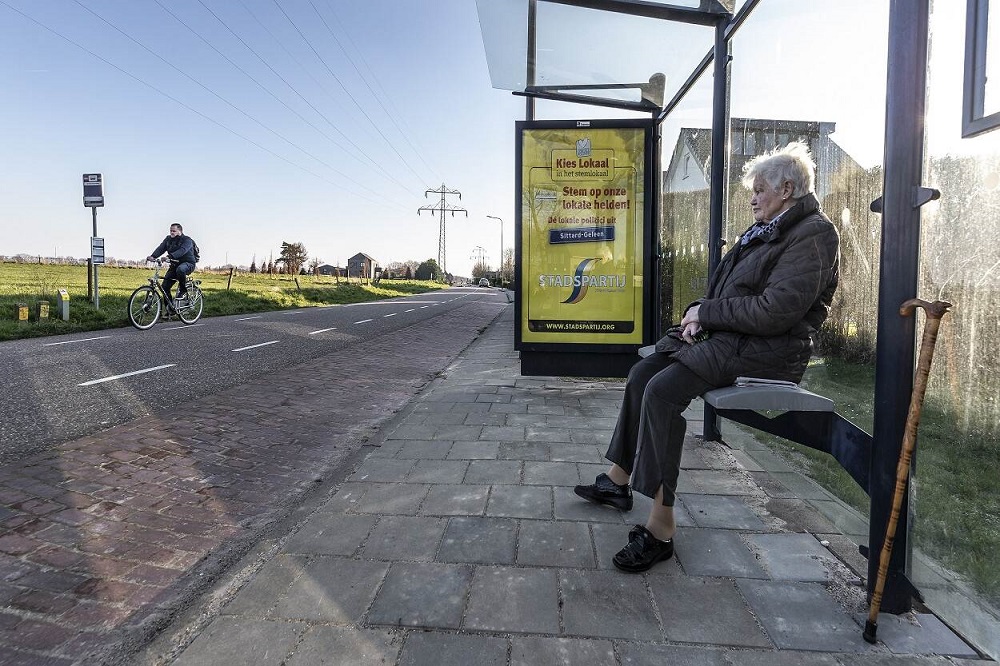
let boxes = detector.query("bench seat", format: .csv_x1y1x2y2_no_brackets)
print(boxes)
636,343,870,491
637,345,831,412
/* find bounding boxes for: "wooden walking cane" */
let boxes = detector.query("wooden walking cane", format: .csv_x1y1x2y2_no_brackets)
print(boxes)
863,298,952,644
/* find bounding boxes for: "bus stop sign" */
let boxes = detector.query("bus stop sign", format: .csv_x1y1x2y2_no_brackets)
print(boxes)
83,173,104,207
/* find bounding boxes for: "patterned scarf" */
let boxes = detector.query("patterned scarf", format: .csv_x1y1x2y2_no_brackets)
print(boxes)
740,210,786,246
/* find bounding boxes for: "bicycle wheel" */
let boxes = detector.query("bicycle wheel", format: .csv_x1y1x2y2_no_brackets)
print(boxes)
128,285,161,330
177,285,204,324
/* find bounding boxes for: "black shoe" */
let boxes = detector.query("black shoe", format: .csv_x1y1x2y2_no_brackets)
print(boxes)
574,473,633,511
613,525,674,573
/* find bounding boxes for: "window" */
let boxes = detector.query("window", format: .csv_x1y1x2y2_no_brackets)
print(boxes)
963,0,1000,137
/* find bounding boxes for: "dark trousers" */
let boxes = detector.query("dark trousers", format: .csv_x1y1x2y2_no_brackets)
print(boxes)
162,262,194,299
605,353,714,506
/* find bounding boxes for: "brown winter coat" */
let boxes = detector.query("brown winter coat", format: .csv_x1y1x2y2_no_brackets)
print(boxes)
654,192,840,386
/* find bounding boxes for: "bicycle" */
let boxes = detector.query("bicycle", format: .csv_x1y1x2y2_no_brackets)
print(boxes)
127,259,204,330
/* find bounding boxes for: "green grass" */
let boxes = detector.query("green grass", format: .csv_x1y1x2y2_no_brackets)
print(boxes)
735,355,1000,606
0,262,447,341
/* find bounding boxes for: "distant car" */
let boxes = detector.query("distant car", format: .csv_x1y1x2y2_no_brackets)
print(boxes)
478,278,490,287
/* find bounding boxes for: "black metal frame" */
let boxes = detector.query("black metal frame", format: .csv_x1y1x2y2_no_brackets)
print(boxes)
715,409,872,491
511,0,936,615
963,0,1000,138
867,0,933,614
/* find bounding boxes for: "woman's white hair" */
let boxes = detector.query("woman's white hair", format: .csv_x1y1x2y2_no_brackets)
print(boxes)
740,140,816,198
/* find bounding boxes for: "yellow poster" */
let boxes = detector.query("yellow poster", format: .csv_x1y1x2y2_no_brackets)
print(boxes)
520,126,646,344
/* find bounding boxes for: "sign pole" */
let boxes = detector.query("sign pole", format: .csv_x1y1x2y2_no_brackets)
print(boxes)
82,173,105,310
92,206,99,309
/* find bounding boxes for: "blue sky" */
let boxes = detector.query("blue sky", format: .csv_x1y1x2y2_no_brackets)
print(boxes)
1,0,526,276
1,0,894,277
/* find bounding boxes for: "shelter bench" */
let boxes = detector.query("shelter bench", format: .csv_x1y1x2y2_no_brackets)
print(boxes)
637,345,872,492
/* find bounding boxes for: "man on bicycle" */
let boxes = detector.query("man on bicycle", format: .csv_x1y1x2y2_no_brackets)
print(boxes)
147,223,197,307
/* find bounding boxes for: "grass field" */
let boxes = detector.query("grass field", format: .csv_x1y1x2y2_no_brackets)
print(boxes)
739,355,1000,607
0,262,447,341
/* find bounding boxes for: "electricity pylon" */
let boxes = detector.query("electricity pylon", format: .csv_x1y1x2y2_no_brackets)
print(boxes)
418,184,467,274
470,245,488,266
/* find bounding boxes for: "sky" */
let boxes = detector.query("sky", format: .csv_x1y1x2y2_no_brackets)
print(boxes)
0,0,905,278
1,0,525,276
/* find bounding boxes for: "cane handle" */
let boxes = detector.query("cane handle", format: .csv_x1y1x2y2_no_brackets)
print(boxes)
900,298,951,319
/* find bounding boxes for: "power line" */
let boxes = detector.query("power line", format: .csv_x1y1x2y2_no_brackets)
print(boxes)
72,0,389,202
0,0,402,211
195,0,419,198
418,184,467,275
314,0,444,183
272,0,430,189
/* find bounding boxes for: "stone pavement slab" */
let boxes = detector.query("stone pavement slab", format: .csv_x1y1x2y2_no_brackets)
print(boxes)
464,565,560,634
559,570,661,640
285,627,402,666
745,532,840,582
437,516,517,564
736,578,874,653
399,632,507,666
367,562,472,629
171,617,304,666
509,636,616,665
676,529,768,578
143,304,992,665
649,575,770,647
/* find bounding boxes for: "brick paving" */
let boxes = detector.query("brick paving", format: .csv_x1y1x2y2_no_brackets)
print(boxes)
0,301,507,665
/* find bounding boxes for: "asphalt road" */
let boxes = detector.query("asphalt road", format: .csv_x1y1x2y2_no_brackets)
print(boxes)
0,286,509,462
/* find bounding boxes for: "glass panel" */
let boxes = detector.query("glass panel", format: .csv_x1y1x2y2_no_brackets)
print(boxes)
917,3,1000,658
661,74,714,327
721,0,888,547
476,0,530,91
477,0,715,108
985,2,1000,115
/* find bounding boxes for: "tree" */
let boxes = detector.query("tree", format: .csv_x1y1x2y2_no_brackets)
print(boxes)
249,259,257,273
415,258,441,281
277,241,308,275
501,247,514,287
471,261,489,279
405,265,413,279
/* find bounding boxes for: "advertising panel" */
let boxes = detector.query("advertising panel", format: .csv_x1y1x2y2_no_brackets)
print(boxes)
517,120,651,349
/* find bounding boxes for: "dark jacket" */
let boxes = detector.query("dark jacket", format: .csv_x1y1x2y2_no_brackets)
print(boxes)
150,234,197,265
654,192,840,386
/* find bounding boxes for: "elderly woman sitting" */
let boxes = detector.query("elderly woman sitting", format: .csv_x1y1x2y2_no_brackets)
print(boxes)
574,141,841,572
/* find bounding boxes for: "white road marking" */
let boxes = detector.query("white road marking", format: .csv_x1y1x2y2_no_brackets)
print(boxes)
309,327,337,335
79,364,175,387
163,323,205,331
383,313,397,317
43,336,110,347
232,340,280,352
354,319,373,324
279,311,303,315
235,316,262,321
405,309,415,313
420,306,429,309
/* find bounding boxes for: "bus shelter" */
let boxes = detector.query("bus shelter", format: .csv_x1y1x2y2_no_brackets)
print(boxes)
478,0,1000,658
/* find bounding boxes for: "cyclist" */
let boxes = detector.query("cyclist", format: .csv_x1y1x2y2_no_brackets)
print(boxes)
146,223,197,308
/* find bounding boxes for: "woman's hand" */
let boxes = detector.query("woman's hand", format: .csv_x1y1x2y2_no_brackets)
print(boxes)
680,304,702,345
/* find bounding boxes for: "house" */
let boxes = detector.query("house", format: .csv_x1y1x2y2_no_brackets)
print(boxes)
663,118,862,201
317,264,341,276
347,253,379,279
